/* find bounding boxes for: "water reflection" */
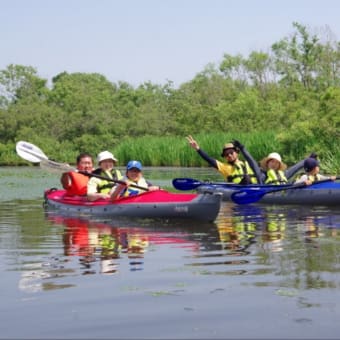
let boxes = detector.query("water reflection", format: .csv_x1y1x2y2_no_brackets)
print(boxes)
46,213,203,276
183,204,281,276
7,200,340,294
4,168,340,338
191,203,340,281
214,203,289,255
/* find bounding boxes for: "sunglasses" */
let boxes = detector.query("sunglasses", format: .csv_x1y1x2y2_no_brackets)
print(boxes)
223,149,235,156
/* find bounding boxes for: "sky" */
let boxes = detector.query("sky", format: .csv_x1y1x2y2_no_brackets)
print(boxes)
1,0,340,87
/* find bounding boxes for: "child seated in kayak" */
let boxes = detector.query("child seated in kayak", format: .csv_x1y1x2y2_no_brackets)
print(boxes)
259,152,321,184
110,160,160,200
260,152,288,185
295,157,336,185
87,151,122,201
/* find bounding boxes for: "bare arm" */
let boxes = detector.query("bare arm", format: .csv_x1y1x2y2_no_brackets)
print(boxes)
60,172,71,189
87,177,110,201
110,182,127,201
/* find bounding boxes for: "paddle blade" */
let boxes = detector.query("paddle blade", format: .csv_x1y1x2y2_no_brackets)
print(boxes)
172,178,203,191
231,182,308,205
16,141,48,163
231,189,265,205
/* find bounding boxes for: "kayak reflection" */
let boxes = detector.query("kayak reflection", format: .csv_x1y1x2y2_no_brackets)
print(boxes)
42,203,340,280
216,203,340,255
46,214,202,275
215,203,287,255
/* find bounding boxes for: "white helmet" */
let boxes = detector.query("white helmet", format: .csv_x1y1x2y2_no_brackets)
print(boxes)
97,151,118,164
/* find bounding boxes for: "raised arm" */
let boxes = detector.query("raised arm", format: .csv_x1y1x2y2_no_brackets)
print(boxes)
186,135,218,169
232,140,264,184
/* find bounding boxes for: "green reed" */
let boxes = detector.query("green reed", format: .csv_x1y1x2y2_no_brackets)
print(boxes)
114,131,281,167
5,131,339,173
113,131,339,174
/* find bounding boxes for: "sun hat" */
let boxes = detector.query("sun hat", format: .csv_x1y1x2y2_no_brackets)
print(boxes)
126,160,142,171
304,157,319,172
220,143,237,157
97,151,118,164
260,152,287,171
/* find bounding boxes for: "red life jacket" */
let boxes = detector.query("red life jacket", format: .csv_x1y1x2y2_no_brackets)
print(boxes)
63,172,89,196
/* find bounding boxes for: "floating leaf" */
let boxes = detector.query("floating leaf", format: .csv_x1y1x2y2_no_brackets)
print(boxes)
275,289,298,297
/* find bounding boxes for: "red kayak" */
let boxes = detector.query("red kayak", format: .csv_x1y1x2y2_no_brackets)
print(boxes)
44,189,222,222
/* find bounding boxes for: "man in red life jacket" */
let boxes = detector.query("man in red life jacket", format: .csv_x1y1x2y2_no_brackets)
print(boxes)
60,153,94,196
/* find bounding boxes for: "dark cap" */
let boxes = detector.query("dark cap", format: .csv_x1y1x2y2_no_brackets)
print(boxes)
304,157,319,172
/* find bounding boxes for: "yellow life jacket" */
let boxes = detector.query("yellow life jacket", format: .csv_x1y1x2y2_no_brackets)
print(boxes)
306,174,321,183
121,177,149,197
94,169,123,194
227,160,257,184
265,169,288,185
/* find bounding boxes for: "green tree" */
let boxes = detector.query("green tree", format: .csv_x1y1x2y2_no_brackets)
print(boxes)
0,64,47,106
271,22,322,90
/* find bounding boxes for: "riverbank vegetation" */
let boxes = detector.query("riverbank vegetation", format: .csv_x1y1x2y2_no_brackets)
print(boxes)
0,23,339,173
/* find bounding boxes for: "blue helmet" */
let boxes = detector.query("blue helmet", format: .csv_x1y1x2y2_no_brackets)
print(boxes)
126,160,142,171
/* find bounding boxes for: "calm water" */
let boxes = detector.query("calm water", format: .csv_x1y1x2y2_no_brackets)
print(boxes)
1,166,340,339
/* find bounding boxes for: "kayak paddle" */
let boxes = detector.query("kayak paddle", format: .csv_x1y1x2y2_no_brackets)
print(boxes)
230,183,306,204
15,141,148,191
231,177,340,205
172,177,224,190
16,141,49,163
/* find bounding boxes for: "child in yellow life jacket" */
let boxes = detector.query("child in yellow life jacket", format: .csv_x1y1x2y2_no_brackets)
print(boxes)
260,152,288,185
87,151,122,201
295,157,336,185
110,160,160,200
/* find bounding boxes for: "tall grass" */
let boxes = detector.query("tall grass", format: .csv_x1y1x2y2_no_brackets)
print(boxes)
321,150,340,175
4,132,340,174
114,131,299,167
113,132,339,173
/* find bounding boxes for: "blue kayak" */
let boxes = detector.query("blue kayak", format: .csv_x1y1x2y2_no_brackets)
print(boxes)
172,178,340,205
195,180,340,205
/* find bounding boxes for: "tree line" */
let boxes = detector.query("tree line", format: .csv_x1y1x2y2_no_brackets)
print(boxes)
0,22,339,171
